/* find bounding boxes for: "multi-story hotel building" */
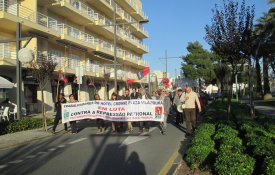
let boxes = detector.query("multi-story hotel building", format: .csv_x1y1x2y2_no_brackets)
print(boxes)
0,0,149,114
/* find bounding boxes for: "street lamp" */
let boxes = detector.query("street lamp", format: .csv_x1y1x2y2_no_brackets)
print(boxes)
148,73,157,93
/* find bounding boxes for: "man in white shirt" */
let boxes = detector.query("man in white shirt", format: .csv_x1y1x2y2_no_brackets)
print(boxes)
180,86,201,136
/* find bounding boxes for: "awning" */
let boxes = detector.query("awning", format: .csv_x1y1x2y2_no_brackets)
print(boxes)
0,76,14,89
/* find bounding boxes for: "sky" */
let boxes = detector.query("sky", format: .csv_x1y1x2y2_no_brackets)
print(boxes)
142,0,272,78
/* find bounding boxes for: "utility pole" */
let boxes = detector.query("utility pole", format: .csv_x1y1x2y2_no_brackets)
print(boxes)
159,51,183,77
16,22,22,119
113,4,118,93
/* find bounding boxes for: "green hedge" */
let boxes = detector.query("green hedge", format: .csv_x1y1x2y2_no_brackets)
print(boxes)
185,123,216,169
263,156,275,175
215,152,255,175
1,117,54,134
214,124,243,153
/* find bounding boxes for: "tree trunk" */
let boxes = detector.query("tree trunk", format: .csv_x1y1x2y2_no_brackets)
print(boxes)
226,72,234,121
263,56,270,95
41,89,48,131
255,57,263,97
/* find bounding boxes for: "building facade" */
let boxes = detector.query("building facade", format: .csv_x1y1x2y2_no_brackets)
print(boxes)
0,0,149,114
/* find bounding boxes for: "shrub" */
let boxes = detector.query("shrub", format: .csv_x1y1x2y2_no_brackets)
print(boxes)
252,136,275,158
5,117,53,133
185,123,216,169
262,156,275,175
264,93,273,100
215,152,255,175
185,140,216,169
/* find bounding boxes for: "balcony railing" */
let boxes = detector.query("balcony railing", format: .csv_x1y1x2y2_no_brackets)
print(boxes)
0,0,148,66
37,12,58,31
0,43,16,60
0,0,35,21
68,0,99,22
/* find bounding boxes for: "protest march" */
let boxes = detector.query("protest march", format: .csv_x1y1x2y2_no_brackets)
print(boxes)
62,99,164,123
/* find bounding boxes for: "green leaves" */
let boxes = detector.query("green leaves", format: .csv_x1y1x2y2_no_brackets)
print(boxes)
185,123,216,169
181,41,218,83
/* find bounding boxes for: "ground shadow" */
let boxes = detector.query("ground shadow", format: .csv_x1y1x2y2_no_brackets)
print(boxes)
0,135,71,175
80,131,147,175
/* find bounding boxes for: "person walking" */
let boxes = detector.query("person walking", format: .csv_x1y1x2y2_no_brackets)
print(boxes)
151,91,159,100
130,88,139,99
173,88,184,125
123,88,133,133
138,88,151,133
68,94,78,134
110,93,119,132
159,89,171,135
52,93,68,133
180,86,201,136
95,94,105,134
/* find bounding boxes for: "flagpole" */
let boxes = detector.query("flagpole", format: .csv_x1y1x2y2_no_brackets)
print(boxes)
56,73,60,103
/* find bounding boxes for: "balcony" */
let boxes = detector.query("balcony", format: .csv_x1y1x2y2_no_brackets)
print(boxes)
86,0,148,38
0,0,35,21
58,23,97,51
48,0,98,26
0,43,16,66
115,0,148,21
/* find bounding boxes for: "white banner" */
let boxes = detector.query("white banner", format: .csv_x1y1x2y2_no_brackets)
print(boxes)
62,100,164,123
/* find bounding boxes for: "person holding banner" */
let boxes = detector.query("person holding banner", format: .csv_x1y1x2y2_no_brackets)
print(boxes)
110,93,119,133
159,89,171,135
95,94,105,134
138,88,151,133
130,88,139,99
123,88,133,133
68,94,78,134
52,93,68,133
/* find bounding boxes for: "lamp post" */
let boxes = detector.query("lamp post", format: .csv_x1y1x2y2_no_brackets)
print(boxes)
148,73,157,93
16,22,22,120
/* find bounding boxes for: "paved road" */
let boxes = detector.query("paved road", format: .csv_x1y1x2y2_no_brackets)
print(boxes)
253,101,275,117
0,119,187,175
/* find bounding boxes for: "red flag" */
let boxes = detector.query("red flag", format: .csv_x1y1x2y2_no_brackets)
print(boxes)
63,75,68,85
163,78,169,84
137,67,150,79
127,79,135,85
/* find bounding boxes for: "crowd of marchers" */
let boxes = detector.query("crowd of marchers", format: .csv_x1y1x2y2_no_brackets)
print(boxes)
52,86,204,136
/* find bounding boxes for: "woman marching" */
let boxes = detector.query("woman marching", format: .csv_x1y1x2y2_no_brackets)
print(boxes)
110,92,119,132
68,94,78,134
94,94,105,134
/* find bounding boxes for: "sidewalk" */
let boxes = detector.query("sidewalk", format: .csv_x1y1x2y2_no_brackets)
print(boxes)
0,112,60,150
0,127,54,150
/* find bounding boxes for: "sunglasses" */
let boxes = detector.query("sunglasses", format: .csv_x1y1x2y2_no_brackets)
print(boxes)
162,91,166,93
